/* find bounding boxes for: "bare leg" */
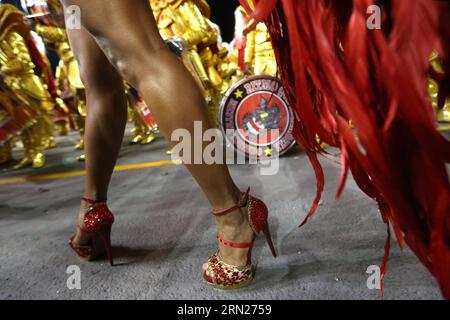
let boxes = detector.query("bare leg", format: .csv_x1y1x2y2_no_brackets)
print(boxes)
65,27,128,245
62,0,254,266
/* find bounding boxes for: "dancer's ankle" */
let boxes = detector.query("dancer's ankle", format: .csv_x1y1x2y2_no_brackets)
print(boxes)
214,188,248,226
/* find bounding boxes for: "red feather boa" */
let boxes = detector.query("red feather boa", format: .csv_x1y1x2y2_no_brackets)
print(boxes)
240,0,450,298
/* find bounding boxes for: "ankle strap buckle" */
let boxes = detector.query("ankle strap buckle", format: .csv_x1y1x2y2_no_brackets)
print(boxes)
211,188,250,217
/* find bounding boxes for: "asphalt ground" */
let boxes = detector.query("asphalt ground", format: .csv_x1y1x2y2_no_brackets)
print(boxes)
0,128,445,300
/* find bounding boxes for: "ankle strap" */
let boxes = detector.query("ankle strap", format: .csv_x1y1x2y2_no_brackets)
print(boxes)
211,188,250,217
82,197,107,204
217,234,253,249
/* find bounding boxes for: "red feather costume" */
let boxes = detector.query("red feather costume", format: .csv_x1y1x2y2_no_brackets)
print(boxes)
239,0,450,298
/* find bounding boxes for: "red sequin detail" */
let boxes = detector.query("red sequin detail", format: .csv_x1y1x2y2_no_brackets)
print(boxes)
83,204,114,233
248,196,268,234
205,253,253,288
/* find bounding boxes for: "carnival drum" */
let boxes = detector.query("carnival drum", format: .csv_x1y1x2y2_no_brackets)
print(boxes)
219,75,296,159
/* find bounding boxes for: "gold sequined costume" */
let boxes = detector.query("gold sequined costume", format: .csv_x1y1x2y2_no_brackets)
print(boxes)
125,84,157,145
26,0,86,148
429,52,450,125
0,4,55,168
0,80,37,165
234,4,277,77
150,0,226,126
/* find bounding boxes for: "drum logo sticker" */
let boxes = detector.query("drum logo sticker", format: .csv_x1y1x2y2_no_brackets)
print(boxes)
220,76,295,159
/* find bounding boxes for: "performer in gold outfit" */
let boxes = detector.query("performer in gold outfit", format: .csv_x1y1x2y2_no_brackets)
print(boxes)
24,0,86,149
0,141,13,164
27,0,156,151
150,0,226,126
0,79,37,165
0,87,14,165
233,3,277,77
0,4,56,169
126,84,157,145
429,52,450,124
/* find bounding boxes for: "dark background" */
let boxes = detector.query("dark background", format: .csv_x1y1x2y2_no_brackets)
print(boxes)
1,0,22,9
209,0,240,42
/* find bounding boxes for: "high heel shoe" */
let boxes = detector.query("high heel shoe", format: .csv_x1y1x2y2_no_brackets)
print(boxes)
203,188,277,289
69,198,115,266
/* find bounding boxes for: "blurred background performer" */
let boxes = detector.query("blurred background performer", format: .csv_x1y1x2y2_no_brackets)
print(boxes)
0,4,56,168
23,0,86,148
233,2,277,77
0,77,38,165
429,52,450,125
25,0,159,153
150,0,226,126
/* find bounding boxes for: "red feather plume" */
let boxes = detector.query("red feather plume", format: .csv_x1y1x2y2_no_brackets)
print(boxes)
240,0,450,298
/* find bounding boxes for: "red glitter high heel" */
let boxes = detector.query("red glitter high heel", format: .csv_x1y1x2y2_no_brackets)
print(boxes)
69,198,115,266
203,188,277,289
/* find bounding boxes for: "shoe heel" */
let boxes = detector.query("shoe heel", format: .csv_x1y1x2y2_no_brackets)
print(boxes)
261,223,277,258
97,224,114,266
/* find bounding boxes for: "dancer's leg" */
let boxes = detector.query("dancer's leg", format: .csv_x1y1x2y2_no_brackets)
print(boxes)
62,0,254,266
65,27,128,244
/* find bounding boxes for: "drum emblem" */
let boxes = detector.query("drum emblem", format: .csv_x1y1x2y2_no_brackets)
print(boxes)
219,75,295,159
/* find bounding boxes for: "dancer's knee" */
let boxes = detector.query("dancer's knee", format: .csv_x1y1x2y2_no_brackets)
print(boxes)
92,34,170,89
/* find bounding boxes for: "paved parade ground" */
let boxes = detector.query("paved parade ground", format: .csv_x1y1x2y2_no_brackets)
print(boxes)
0,129,443,300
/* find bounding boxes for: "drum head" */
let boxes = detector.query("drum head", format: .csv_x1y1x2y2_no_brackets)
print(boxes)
219,75,296,160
